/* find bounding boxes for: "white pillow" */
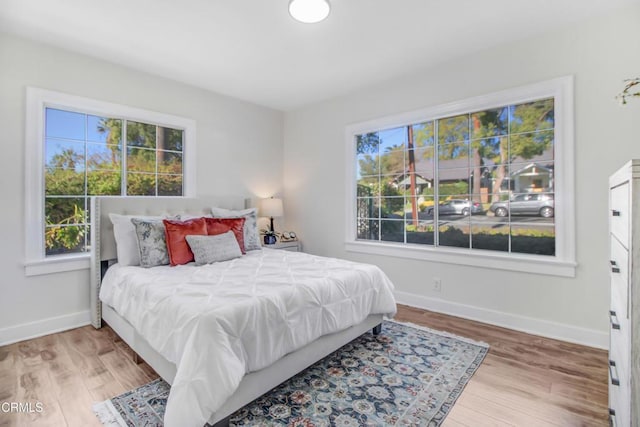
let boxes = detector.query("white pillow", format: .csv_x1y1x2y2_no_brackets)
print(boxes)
210,207,261,251
109,213,168,266
186,232,242,265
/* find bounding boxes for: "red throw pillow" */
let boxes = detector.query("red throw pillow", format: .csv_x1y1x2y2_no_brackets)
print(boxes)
204,217,246,254
163,218,208,266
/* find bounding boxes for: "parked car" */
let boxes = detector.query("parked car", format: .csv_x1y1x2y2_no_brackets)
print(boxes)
489,193,554,218
425,199,484,216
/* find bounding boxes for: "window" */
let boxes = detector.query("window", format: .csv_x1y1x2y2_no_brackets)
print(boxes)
25,88,196,275
346,77,575,277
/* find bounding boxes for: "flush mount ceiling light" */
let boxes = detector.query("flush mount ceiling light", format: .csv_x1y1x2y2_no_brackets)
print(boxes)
289,0,331,23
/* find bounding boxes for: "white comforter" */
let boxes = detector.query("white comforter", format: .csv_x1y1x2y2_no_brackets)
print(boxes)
99,248,397,427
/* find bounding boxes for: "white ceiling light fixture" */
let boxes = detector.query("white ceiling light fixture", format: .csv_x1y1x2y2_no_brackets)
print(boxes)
289,0,331,24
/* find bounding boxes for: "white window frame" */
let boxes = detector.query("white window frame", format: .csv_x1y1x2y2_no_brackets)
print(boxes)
24,87,197,276
345,76,576,277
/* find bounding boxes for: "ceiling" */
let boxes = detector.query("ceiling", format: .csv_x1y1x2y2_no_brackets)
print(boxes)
0,0,637,111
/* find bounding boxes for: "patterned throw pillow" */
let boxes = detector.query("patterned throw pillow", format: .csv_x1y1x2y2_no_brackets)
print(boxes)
110,213,177,266
185,232,242,265
131,218,170,267
210,207,261,251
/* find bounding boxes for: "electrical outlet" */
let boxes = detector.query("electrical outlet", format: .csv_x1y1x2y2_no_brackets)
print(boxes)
433,277,442,292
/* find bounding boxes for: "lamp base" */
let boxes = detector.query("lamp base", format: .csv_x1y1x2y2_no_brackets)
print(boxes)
264,235,277,245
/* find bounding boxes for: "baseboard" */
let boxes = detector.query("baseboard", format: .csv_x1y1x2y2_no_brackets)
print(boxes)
0,310,91,346
394,291,608,350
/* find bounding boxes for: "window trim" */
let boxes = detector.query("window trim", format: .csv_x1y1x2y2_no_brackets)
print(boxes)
344,76,576,277
25,87,197,276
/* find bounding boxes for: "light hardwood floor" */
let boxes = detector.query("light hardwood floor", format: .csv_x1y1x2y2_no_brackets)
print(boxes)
395,306,608,426
0,305,608,426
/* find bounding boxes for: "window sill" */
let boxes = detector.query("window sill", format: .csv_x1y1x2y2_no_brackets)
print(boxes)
345,240,576,277
24,254,91,277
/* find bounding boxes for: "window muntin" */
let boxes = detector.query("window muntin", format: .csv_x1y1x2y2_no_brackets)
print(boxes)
354,98,556,257
44,108,185,256
25,88,196,275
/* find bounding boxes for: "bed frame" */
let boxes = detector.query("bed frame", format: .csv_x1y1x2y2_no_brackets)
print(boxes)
90,196,383,426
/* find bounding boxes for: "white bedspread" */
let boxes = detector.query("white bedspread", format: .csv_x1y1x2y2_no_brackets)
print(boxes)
99,248,397,427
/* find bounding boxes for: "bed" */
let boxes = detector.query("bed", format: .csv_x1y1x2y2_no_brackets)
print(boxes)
90,196,397,427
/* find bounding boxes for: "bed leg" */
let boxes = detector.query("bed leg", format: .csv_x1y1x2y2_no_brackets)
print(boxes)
372,323,382,335
133,353,142,365
211,415,230,427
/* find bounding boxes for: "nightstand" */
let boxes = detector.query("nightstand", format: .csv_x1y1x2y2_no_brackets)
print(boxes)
263,241,301,252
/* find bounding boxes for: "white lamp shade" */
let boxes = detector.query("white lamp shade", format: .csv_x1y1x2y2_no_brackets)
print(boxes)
260,198,284,217
289,0,330,24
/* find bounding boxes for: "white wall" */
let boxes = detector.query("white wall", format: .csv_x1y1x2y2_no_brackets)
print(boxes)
283,5,640,347
0,33,284,343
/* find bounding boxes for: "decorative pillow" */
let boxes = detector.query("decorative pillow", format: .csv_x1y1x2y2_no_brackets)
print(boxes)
185,232,242,265
210,207,261,251
163,218,208,266
204,217,246,254
131,218,170,267
109,213,169,266
177,212,213,221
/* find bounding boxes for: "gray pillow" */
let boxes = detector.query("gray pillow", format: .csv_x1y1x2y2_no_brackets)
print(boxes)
131,218,169,267
210,207,261,251
185,232,242,265
109,213,166,266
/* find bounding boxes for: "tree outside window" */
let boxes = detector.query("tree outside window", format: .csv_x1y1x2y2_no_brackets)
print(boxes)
44,108,184,255
355,98,555,256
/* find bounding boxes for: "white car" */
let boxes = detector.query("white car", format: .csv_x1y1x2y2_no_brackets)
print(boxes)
425,199,484,216
490,193,554,218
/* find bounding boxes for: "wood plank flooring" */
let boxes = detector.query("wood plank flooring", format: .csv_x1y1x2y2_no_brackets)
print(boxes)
0,304,608,426
394,306,609,426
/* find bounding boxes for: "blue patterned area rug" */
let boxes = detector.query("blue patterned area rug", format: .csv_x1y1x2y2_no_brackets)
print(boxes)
93,321,488,426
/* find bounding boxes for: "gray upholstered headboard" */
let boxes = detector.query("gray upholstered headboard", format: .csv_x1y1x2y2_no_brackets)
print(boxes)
90,196,247,328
